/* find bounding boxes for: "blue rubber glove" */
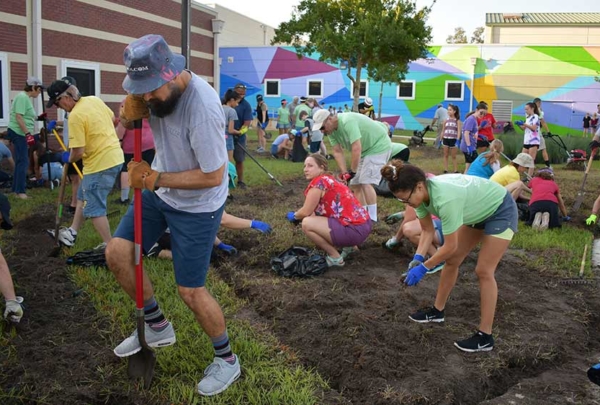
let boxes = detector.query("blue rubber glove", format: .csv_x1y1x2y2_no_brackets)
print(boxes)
467,143,476,154
286,211,297,222
514,120,524,126
404,263,429,286
408,254,425,270
61,151,70,164
47,120,57,132
251,220,272,234
261,122,268,130
480,120,488,128
563,215,571,222
216,241,237,256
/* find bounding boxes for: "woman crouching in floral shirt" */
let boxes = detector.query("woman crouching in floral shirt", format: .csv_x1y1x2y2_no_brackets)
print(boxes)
285,153,372,267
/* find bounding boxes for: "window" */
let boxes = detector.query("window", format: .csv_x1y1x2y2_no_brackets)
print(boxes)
307,80,323,98
396,80,415,100
264,79,280,97
445,80,464,101
60,60,100,97
0,53,8,127
350,79,369,98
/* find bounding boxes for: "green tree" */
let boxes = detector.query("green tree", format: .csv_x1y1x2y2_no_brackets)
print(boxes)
446,26,467,44
272,0,434,111
367,61,407,119
471,26,484,44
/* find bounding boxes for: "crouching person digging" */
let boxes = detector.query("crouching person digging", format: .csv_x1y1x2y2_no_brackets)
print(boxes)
106,34,240,396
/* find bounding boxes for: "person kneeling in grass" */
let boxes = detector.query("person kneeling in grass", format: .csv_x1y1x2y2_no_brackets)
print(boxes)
381,160,518,353
285,153,372,267
490,153,534,202
527,168,569,231
270,131,295,160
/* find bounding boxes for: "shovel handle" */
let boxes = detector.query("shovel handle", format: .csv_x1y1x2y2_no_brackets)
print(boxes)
133,120,144,310
579,244,588,278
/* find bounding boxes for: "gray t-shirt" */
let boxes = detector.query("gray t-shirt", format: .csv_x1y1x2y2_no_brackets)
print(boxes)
222,105,238,136
305,118,323,142
149,73,228,213
434,107,449,122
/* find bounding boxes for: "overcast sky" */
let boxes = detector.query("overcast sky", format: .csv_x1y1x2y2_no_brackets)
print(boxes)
202,0,600,43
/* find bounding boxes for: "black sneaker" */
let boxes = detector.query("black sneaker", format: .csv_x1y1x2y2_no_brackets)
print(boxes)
237,181,247,189
146,243,162,258
454,331,494,353
409,306,445,323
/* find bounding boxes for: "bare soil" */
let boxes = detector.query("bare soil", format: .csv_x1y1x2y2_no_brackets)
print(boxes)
0,207,158,405
216,181,600,405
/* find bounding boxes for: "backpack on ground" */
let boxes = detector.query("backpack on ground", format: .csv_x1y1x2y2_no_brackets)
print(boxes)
271,246,328,278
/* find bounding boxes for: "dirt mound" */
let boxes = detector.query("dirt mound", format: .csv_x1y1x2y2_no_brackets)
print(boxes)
0,207,158,405
218,186,600,405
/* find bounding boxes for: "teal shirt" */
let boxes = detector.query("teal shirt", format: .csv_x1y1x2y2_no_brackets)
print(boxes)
415,174,507,235
277,106,290,124
8,92,36,135
329,112,391,157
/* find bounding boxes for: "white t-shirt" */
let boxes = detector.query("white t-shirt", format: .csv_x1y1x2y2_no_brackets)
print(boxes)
523,114,540,145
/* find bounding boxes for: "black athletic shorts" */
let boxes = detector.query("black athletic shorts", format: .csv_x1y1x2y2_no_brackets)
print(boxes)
522,144,539,150
442,138,457,148
463,150,478,164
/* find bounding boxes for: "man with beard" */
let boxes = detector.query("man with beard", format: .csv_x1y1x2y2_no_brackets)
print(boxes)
45,78,123,248
106,35,239,397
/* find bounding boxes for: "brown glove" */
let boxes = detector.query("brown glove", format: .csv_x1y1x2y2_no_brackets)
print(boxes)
127,160,161,191
121,94,149,123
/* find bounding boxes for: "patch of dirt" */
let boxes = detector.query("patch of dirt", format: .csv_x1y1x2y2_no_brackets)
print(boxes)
0,207,159,405
217,185,600,405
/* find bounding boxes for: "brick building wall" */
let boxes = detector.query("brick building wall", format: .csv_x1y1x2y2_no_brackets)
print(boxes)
0,0,217,128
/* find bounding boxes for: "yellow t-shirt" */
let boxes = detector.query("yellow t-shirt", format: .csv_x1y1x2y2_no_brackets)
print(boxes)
68,96,124,174
490,165,520,187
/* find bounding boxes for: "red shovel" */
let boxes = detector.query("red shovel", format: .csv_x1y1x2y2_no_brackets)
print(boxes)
127,119,156,388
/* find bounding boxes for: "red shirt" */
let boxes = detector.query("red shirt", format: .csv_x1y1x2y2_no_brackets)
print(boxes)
477,113,496,141
304,174,369,226
529,177,559,205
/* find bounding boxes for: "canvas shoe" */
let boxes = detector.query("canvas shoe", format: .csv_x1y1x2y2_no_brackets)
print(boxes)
113,322,176,357
46,227,77,247
326,255,345,267
197,355,241,396
409,306,445,323
532,212,543,230
340,246,356,260
540,212,550,231
454,330,495,353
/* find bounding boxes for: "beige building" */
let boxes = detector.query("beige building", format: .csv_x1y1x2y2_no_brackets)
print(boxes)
485,13,600,45
201,3,278,47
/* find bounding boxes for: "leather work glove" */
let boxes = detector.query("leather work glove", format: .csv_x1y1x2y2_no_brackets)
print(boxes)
404,263,429,286
408,254,425,270
385,237,399,250
121,94,149,122
586,214,597,226
127,160,161,191
239,126,249,135
4,298,23,323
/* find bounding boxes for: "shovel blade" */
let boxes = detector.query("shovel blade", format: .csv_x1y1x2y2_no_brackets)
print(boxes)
127,348,156,389
572,194,584,212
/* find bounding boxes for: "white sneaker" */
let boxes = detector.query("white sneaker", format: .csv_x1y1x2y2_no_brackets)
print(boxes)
197,355,241,396
46,227,77,247
113,322,176,357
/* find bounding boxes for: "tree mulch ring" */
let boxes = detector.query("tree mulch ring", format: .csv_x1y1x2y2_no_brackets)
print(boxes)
0,206,159,405
217,185,600,405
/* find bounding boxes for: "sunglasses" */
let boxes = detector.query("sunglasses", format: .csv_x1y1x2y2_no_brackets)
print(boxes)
395,187,415,204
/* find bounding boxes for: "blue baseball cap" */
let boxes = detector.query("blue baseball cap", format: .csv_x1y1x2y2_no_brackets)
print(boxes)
122,34,186,95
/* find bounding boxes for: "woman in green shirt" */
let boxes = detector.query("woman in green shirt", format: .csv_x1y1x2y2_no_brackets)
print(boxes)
7,77,44,199
381,160,518,353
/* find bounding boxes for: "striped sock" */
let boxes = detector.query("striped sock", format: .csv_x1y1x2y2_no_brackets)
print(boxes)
143,296,168,332
211,331,236,365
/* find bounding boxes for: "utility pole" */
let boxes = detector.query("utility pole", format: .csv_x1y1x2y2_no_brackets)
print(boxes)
181,0,190,68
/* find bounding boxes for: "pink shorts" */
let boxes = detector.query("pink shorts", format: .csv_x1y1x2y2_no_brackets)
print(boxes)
328,217,372,247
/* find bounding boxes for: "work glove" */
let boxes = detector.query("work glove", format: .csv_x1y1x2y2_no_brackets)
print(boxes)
37,112,47,121
404,263,429,286
47,120,57,132
480,120,489,128
368,106,374,111
586,214,597,225
563,215,571,222
385,211,405,224
514,120,524,126
216,242,237,256
467,143,476,154
261,122,268,130
61,151,70,164
4,298,23,323
25,133,35,146
340,171,356,182
384,236,399,250
127,160,161,191
121,94,149,122
408,254,425,270
251,220,272,234
239,126,249,135
286,211,298,222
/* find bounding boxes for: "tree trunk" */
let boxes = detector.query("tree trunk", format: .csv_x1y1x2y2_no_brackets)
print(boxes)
378,81,384,120
351,63,362,112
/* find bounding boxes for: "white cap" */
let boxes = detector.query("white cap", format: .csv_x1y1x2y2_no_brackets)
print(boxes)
512,153,535,168
26,76,44,88
364,97,373,106
312,109,331,131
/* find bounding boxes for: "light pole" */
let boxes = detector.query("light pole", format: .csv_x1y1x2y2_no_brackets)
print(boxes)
212,19,225,95
181,0,191,68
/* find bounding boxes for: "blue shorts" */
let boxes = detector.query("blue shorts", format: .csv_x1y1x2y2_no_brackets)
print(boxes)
113,191,224,288
470,191,518,236
77,164,120,218
270,143,280,156
225,134,234,151
277,123,290,129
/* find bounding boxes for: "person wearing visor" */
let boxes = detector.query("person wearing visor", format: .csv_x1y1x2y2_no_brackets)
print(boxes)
106,34,239,397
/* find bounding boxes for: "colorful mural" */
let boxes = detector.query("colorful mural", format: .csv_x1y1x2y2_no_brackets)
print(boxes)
220,45,600,134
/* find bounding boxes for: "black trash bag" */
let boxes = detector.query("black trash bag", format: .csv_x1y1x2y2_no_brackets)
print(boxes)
373,178,394,198
291,136,308,162
66,246,106,267
271,246,328,278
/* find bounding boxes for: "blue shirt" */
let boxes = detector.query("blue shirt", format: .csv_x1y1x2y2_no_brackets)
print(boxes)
460,115,478,153
466,152,494,179
234,98,253,131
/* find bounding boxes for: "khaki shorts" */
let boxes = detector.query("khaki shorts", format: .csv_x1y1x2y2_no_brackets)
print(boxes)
538,134,546,151
350,150,391,185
